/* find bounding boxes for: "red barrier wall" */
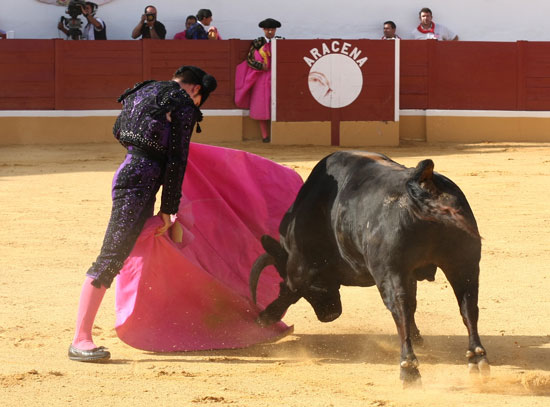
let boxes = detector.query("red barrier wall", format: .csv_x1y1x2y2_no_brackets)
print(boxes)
1,39,550,112
399,40,550,111
276,39,395,122
0,39,250,110
0,40,55,109
520,41,550,110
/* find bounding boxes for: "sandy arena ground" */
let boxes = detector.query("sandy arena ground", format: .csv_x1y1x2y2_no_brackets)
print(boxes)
0,140,549,406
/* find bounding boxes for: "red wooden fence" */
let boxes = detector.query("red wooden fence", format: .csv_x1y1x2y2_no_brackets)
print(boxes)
399,40,550,111
1,39,550,111
0,39,250,110
276,39,395,122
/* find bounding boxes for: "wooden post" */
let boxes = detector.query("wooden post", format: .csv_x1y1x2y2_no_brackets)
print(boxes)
331,108,340,146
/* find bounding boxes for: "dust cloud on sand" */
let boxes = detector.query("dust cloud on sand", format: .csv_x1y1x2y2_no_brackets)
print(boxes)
0,141,549,406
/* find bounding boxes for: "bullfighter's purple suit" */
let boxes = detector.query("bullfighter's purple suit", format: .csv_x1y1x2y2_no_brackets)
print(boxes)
87,80,202,288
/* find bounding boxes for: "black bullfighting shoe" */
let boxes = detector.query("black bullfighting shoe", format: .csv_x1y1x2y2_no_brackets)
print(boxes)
68,345,111,362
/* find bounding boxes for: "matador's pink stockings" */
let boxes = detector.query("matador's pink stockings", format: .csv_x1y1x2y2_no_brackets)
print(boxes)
72,277,106,350
259,120,270,140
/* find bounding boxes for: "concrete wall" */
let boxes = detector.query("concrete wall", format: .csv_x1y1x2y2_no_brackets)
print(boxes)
400,111,550,143
0,111,260,145
6,110,550,146
3,0,550,42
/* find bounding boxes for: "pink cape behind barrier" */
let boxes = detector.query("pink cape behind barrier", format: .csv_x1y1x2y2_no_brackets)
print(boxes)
115,143,303,352
234,43,272,120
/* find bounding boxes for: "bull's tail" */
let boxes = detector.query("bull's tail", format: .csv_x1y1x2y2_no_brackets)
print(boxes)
406,159,480,239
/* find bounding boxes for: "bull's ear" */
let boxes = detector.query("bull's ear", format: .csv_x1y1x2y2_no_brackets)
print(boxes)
413,159,434,182
261,235,286,260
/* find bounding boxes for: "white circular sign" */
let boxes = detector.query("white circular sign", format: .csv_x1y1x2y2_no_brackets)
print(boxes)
308,53,363,108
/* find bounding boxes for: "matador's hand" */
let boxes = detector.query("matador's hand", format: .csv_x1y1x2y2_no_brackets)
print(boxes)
155,212,174,236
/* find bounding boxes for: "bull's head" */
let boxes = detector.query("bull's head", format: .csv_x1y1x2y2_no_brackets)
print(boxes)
250,235,342,324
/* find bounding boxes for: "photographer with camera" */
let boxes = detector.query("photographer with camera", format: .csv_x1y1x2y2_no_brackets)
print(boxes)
132,5,166,39
57,1,106,40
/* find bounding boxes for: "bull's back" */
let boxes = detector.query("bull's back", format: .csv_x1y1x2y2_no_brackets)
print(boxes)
325,151,480,278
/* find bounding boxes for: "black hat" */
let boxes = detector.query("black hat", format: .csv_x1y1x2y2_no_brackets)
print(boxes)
258,18,281,29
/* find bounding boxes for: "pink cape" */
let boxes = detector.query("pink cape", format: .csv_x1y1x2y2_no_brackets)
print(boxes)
234,43,271,120
115,143,303,352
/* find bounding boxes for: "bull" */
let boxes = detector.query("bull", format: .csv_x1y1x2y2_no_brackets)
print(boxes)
250,151,490,385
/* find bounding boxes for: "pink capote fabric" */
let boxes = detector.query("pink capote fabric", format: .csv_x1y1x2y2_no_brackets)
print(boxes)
115,143,303,352
234,43,272,120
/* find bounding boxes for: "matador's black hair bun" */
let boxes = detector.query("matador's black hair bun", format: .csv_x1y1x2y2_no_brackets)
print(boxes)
200,74,217,105
174,65,217,107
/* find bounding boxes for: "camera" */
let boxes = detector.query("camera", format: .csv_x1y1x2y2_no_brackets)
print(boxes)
67,0,86,19
59,0,88,40
60,15,83,40
146,13,155,22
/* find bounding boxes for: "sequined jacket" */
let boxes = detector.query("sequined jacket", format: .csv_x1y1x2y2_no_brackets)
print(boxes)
113,80,202,214
185,22,208,39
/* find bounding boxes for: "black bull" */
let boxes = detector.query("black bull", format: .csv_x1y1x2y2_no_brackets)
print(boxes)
250,151,489,385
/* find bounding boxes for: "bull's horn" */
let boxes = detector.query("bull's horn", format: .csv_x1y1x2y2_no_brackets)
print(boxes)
250,253,275,304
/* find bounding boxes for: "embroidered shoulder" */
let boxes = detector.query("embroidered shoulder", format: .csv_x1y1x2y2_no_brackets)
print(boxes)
117,80,156,103
156,82,196,111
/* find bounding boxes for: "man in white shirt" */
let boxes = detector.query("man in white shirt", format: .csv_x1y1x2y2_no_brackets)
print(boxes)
381,21,400,40
412,7,457,41
81,2,106,40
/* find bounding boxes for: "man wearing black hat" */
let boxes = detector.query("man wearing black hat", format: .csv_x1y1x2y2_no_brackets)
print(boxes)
235,18,282,142
247,18,282,70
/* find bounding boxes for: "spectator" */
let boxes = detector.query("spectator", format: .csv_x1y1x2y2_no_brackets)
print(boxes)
132,5,166,39
186,9,221,40
381,21,400,40
57,1,106,40
173,15,197,40
234,18,282,143
0,29,6,39
412,7,458,40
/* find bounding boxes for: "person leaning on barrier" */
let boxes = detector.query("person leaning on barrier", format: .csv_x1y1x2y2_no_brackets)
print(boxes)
234,18,282,143
132,5,166,39
173,15,197,40
186,9,221,40
381,20,400,40
57,1,106,40
412,7,458,40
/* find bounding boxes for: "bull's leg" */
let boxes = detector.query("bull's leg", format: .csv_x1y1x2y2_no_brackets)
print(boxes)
378,273,422,387
443,265,490,377
409,279,424,346
257,282,301,326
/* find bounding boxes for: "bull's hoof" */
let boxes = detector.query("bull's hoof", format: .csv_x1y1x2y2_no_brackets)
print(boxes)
400,367,422,388
255,312,280,327
466,347,490,377
317,311,341,323
400,357,421,388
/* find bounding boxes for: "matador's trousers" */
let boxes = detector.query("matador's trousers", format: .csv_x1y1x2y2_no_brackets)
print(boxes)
87,151,164,288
